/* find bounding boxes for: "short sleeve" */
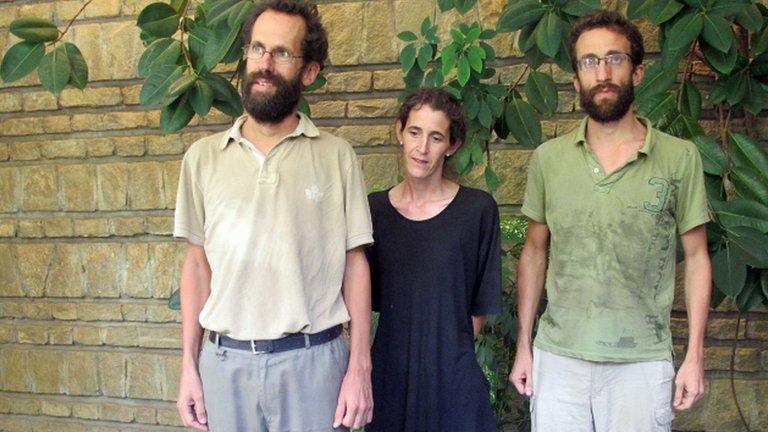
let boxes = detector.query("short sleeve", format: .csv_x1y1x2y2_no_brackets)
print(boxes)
521,149,546,223
471,196,502,316
343,150,374,250
675,145,710,234
173,151,205,245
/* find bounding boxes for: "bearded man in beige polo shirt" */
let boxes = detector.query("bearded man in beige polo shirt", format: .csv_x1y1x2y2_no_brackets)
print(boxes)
173,2,374,431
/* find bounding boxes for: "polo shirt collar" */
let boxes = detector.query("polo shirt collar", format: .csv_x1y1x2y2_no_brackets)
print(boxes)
218,111,320,150
574,115,656,155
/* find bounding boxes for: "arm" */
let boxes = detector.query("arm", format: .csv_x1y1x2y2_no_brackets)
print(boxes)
472,316,487,338
176,243,212,431
333,247,373,429
673,225,711,410
508,219,550,397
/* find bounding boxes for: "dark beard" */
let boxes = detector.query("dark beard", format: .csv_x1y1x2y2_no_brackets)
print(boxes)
241,69,303,124
580,82,634,123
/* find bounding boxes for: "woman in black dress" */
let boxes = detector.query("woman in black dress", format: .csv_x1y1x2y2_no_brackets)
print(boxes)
366,88,502,432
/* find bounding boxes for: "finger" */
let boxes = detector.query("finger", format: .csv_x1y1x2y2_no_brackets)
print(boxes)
194,397,208,426
342,403,357,428
366,402,374,424
332,399,345,428
673,382,684,408
524,370,534,397
179,402,195,427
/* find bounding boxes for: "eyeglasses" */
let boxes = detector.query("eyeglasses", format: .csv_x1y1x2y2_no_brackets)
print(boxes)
576,53,633,71
243,44,303,64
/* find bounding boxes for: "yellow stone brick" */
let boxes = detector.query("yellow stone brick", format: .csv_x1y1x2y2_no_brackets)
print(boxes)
146,216,173,235
114,136,146,156
18,244,54,297
150,243,182,298
128,161,165,209
83,243,119,297
0,244,22,297
146,134,184,155
122,243,151,298
126,353,162,399
0,4,18,27
48,326,73,345
325,71,373,93
9,397,38,415
320,3,364,66
18,3,54,20
22,91,58,111
21,302,52,319
47,243,86,297
135,405,156,423
373,69,404,90
96,163,128,210
138,326,180,349
156,407,185,426
73,325,103,345
0,117,43,136
40,139,88,159
60,87,123,108
104,325,139,346
393,0,432,47
87,138,115,157
335,124,392,146
77,302,122,321
121,303,147,322
72,22,144,81
51,302,78,321
73,218,110,237
491,149,532,205
0,325,13,343
59,164,96,211
121,84,142,105
0,92,22,112
0,348,30,392
82,0,122,18
0,220,16,238
43,217,74,237
21,165,58,211
348,98,399,118
97,352,127,397
16,324,47,344
309,100,347,118
27,349,63,393
362,2,397,63
17,219,44,238
0,167,19,212
146,303,179,323
71,402,99,420
361,154,400,191
41,115,72,134
0,143,8,160
164,160,181,208
65,351,99,395
101,403,135,422
110,217,145,236
121,0,156,15
10,142,41,161
40,400,70,417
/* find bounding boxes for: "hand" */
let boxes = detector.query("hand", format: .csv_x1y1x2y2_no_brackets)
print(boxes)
673,357,705,410
177,366,209,431
509,348,534,397
333,365,373,429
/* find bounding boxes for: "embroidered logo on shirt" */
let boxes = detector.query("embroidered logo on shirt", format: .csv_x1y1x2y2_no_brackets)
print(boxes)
305,185,324,201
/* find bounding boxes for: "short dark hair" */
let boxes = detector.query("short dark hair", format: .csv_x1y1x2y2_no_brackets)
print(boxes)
241,0,329,70
397,88,466,147
568,10,644,71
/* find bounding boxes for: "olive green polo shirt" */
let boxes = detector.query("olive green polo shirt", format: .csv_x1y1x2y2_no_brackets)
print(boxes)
524,117,709,362
174,113,373,340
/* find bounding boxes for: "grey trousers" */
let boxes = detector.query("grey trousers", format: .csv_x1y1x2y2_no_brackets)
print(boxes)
531,347,675,432
199,335,350,432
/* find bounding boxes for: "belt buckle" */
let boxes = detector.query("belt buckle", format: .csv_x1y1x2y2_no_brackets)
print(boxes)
251,340,274,354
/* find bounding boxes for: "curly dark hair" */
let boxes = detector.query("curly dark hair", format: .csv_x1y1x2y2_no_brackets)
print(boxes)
241,0,329,70
397,88,467,147
568,10,644,72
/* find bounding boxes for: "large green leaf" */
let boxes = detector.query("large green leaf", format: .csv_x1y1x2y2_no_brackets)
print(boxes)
730,165,768,206
138,38,181,78
535,13,567,57
716,199,768,232
441,44,458,76
484,166,500,192
562,0,601,16
752,52,768,79
710,0,751,17
637,91,676,124
9,17,59,42
727,226,768,267
160,95,195,133
505,96,542,147
38,45,71,95
0,41,44,83
399,44,417,73
701,13,735,53
762,270,768,300
206,73,243,117
167,73,197,99
203,0,240,26
496,0,545,32
137,2,180,38
735,272,765,311
753,26,768,55
457,57,471,86
648,0,685,25
725,72,748,105
417,44,434,71
190,79,214,116
63,43,88,90
466,46,485,73
635,61,678,100
203,20,240,69
188,25,211,66
525,70,558,116
627,0,657,19
735,3,764,32
666,12,704,51
702,40,738,75
227,0,254,29
729,132,768,180
691,135,728,175
712,245,747,297
140,64,184,106
680,81,701,119
167,289,180,310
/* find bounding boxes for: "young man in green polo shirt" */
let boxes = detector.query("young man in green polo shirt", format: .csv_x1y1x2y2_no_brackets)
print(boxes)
174,1,373,431
509,10,712,431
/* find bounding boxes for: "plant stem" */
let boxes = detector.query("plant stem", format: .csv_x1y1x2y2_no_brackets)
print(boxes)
676,43,697,112
51,0,95,45
729,312,750,431
510,64,530,92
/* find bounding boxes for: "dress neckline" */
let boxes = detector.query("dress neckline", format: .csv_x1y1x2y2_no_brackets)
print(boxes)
384,185,464,223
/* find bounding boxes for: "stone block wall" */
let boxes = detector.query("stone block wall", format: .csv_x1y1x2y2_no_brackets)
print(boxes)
0,0,765,431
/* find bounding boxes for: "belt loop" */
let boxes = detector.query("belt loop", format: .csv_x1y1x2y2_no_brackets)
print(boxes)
304,334,311,349
214,332,221,347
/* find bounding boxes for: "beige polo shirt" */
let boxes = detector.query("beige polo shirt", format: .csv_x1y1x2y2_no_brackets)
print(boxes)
174,113,373,340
